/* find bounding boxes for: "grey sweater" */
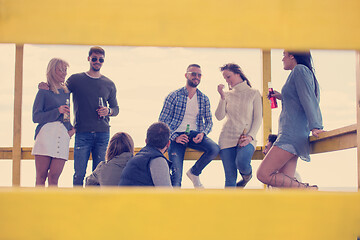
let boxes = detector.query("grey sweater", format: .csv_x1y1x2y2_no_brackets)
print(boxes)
32,89,73,139
85,152,133,186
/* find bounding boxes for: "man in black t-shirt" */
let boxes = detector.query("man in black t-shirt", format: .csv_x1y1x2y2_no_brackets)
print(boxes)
67,46,119,186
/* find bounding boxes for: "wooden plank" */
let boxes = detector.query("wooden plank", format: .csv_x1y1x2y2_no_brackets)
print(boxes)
1,124,357,162
356,51,360,189
310,124,357,154
310,132,357,154
183,147,264,160
0,147,12,159
17,147,265,161
262,50,272,146
0,0,360,49
309,124,357,141
12,44,23,186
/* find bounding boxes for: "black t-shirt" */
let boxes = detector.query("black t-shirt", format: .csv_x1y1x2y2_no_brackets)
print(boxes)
66,72,119,132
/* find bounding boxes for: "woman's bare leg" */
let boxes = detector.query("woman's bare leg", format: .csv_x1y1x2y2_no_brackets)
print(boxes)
48,158,66,186
35,155,51,186
279,156,298,178
257,146,316,189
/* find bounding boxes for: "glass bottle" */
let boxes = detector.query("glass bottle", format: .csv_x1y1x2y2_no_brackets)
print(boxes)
268,82,278,109
63,99,70,122
98,97,105,120
185,124,190,136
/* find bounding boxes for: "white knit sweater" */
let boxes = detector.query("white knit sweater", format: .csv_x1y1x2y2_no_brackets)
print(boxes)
215,81,262,150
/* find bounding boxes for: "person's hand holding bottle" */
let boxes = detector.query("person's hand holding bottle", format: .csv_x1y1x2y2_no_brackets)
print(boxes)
267,89,282,101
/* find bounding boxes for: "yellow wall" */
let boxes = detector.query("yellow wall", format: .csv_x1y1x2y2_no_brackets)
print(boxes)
1,0,360,49
0,188,359,240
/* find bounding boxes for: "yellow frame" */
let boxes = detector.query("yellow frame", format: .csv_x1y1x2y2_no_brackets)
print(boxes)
0,1,360,239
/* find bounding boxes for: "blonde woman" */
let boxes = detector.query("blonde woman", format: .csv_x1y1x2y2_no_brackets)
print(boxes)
85,132,134,186
32,58,75,186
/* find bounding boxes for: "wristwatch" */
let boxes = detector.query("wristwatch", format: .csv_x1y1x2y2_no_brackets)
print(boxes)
108,107,112,116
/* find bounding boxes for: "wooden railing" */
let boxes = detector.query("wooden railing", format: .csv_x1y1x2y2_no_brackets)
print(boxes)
0,124,356,161
310,124,357,153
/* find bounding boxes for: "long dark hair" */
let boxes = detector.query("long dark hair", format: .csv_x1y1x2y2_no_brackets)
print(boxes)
220,63,251,87
288,51,319,97
106,132,134,161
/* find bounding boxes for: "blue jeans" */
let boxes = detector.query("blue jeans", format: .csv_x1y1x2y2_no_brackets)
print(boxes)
73,132,110,186
169,131,220,187
220,144,255,187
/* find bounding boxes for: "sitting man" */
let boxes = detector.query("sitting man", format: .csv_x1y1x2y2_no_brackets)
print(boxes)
119,122,172,187
159,64,220,188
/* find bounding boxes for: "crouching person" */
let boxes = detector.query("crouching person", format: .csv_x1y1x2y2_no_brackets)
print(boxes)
85,132,134,186
119,122,172,187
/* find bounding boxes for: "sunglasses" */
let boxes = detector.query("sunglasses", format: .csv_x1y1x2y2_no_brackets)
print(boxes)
91,57,104,63
187,72,202,77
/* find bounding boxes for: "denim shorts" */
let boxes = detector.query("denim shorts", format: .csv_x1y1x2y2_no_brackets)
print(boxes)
277,143,297,156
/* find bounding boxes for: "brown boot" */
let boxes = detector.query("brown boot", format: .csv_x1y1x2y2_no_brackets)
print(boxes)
236,171,252,188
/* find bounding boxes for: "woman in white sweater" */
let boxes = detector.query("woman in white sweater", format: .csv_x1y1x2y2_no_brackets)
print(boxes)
215,63,262,187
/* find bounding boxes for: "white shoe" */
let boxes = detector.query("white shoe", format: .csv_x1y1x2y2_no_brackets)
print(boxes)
186,169,204,188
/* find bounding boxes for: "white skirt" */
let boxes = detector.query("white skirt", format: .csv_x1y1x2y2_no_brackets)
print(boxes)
32,121,70,160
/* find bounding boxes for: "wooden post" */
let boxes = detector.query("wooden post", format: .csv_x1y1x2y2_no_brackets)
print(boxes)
262,50,272,146
13,44,23,186
356,50,360,189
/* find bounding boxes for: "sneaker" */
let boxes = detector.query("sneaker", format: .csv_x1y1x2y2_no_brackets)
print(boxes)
186,169,204,188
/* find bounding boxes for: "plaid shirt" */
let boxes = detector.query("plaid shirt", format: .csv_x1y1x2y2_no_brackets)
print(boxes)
159,87,213,140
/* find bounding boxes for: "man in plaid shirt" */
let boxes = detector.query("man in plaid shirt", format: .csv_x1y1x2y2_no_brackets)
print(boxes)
159,64,220,188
